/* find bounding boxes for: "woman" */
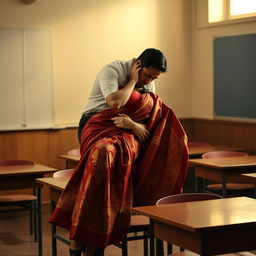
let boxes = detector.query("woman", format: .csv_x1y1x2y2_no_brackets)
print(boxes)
49,49,188,256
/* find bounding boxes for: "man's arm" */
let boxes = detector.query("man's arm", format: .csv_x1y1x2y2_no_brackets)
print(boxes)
106,60,141,109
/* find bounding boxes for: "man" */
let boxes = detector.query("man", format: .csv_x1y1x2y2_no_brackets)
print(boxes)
78,48,167,143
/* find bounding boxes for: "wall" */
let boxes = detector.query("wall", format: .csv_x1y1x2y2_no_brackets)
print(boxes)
0,0,191,202
191,0,256,119
0,128,79,200
187,118,256,154
0,0,192,127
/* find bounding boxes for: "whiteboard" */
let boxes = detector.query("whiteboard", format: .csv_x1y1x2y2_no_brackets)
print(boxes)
0,28,53,131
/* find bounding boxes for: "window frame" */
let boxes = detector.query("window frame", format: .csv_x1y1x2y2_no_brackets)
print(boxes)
208,0,256,24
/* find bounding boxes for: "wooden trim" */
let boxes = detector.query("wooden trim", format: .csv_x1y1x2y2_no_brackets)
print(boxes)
1,118,256,200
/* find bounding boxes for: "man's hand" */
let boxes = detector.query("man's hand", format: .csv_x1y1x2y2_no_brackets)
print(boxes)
130,59,142,84
106,59,141,110
111,114,149,142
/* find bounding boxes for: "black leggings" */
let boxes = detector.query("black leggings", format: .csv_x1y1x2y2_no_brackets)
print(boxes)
77,112,96,144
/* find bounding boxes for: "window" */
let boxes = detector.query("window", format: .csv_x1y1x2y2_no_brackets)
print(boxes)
208,0,256,23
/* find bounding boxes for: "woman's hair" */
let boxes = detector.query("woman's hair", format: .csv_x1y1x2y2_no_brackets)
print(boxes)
137,48,167,72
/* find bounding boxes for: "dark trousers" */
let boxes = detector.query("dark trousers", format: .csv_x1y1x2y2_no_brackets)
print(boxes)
77,112,96,144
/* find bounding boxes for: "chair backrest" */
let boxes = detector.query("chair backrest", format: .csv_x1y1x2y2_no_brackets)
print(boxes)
0,159,35,166
53,169,75,178
188,141,211,147
202,151,248,159
156,193,222,205
67,148,80,156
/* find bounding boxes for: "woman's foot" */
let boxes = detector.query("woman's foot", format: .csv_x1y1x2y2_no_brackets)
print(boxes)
69,248,83,256
83,246,104,256
94,247,104,256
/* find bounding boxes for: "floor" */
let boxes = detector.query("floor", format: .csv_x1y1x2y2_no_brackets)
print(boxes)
1,203,256,256
0,204,176,256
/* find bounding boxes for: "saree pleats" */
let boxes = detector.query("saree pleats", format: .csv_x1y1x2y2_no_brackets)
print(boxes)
49,92,188,248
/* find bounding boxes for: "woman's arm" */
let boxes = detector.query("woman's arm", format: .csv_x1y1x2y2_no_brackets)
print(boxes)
111,114,149,142
106,60,141,109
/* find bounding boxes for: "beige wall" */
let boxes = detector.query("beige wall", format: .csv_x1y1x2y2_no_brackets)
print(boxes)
1,0,256,124
0,0,192,126
191,0,256,119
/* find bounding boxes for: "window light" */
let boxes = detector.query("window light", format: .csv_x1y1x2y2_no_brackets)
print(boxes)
208,0,224,23
208,0,256,23
230,0,256,16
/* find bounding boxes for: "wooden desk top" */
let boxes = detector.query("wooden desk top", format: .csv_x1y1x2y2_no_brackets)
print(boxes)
242,173,256,180
36,177,68,191
188,145,248,157
133,197,256,232
0,164,57,176
188,155,256,169
58,146,247,161
58,154,80,162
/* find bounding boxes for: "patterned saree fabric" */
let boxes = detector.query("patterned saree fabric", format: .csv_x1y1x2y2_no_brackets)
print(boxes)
49,91,188,248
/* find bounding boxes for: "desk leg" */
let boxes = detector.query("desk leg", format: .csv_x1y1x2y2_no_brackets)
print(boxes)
221,172,227,198
199,233,208,256
149,219,155,256
194,175,198,192
33,188,38,242
36,187,42,256
51,201,57,256
156,239,164,256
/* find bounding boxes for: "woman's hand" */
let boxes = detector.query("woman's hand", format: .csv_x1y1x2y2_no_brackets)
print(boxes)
111,114,149,142
111,114,134,129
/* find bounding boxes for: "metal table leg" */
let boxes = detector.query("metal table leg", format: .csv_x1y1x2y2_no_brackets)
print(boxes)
149,219,155,256
51,200,57,256
36,187,42,256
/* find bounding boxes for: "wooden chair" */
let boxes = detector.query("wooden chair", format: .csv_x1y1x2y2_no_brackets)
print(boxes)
155,193,222,256
53,168,75,178
201,151,255,196
50,169,76,255
114,214,149,256
170,250,256,256
52,169,149,256
67,148,80,156
0,159,37,241
187,141,211,147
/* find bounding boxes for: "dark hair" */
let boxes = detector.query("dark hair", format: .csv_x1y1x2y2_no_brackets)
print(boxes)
137,48,167,72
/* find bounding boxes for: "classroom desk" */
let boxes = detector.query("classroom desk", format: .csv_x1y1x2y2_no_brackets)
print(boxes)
242,173,256,181
133,197,256,256
188,145,248,158
58,145,248,168
36,177,67,202
36,177,69,256
0,164,57,256
58,154,80,168
189,156,256,197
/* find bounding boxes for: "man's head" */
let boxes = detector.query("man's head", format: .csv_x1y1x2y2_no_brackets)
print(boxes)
136,48,167,87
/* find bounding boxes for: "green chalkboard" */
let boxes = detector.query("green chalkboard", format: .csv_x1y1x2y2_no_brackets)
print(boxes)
214,33,256,121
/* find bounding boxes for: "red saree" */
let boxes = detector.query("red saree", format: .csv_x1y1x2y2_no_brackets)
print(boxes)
49,92,188,248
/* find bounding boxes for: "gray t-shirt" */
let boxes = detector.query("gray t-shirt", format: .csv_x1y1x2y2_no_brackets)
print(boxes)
82,58,155,115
